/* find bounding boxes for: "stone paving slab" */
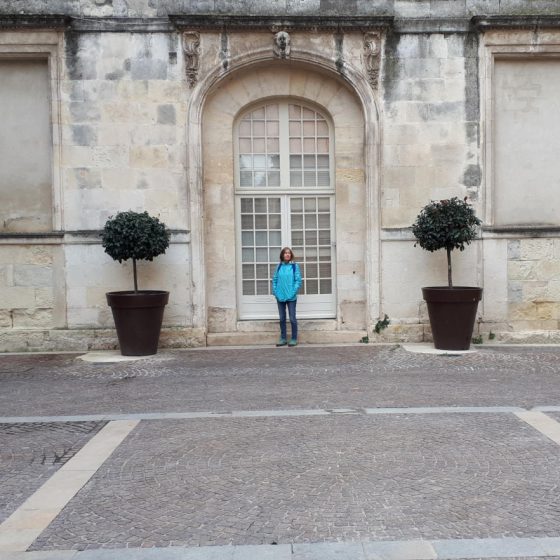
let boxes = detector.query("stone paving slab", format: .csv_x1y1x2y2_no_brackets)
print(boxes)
3,346,560,417
0,422,105,524
29,413,560,551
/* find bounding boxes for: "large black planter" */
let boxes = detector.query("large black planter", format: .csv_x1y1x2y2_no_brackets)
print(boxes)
106,291,169,356
422,287,483,351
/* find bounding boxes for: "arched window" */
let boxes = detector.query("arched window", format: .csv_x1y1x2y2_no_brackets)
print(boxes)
235,101,336,319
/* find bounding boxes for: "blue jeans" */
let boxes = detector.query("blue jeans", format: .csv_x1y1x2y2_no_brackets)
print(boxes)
277,299,298,340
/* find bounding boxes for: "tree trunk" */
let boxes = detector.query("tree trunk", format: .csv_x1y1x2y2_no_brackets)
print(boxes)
446,247,453,287
133,258,138,292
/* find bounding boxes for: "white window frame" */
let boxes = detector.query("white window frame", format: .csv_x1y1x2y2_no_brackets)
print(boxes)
234,99,337,320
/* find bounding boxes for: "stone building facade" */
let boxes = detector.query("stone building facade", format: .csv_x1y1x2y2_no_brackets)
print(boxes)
1,1,560,351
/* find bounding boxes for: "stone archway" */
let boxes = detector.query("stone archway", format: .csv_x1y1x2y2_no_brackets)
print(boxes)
187,52,380,344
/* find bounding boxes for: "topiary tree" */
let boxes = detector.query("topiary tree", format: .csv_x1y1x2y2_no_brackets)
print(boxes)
101,211,170,292
412,197,481,287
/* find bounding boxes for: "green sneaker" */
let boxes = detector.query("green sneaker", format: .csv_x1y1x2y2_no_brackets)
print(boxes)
288,339,298,347
276,338,287,347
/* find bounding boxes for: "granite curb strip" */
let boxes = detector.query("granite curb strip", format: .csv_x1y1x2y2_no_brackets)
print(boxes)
3,537,560,559
0,406,528,424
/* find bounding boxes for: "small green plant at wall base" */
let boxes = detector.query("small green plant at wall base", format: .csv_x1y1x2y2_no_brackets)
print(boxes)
472,334,483,344
488,331,496,340
374,314,391,334
101,211,170,293
359,335,369,344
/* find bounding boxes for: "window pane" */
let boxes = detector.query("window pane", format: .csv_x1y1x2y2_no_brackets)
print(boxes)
239,155,252,169
255,198,267,213
253,155,266,169
253,121,265,135
239,138,251,152
290,138,302,153
302,173,315,188
242,248,254,261
319,230,331,244
240,171,253,187
256,248,268,262
268,198,281,213
317,121,329,135
255,231,267,246
303,155,316,169
241,198,253,212
268,138,279,152
292,231,304,245
253,107,265,118
305,230,317,244
266,104,278,118
289,104,301,118
318,198,330,211
317,171,330,186
305,214,317,229
303,121,315,135
317,138,329,153
291,198,303,212
303,107,315,119
269,214,281,229
306,279,318,294
291,214,303,229
289,121,301,135
304,198,316,212
241,231,254,246
317,155,329,168
290,171,302,187
269,231,281,245
256,264,269,279
268,171,280,186
242,264,255,279
268,155,280,169
267,121,279,135
255,215,267,229
318,214,330,228
253,138,265,152
290,155,302,169
241,215,253,230
239,121,251,135
243,280,255,295
319,247,331,260
303,138,315,153
256,280,269,295
319,263,332,277
306,263,318,278
306,247,317,258
254,172,266,187
320,279,332,294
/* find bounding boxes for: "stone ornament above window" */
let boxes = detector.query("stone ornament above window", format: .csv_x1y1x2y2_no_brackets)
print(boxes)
273,30,291,59
183,31,200,87
363,32,381,89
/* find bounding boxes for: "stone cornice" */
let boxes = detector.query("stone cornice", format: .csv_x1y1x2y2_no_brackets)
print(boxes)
169,15,394,32
472,15,560,30
0,14,70,30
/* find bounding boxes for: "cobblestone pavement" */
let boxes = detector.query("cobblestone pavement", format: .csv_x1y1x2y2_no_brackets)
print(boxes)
0,421,105,523
2,345,560,559
2,345,560,416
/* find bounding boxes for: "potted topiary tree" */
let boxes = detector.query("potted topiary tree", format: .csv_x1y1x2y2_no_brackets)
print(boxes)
412,197,482,350
101,211,171,356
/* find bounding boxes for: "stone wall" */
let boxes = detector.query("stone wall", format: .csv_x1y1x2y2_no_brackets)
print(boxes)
1,1,560,350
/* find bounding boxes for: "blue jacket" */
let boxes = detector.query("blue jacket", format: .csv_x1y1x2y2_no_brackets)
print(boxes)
272,262,302,302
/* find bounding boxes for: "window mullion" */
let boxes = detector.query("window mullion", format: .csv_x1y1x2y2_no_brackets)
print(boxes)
279,103,290,189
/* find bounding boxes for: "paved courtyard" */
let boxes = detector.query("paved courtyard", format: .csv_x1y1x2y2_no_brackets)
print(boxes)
2,344,560,559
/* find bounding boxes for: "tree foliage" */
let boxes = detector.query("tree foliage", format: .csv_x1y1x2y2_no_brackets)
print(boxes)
412,197,481,287
412,197,480,253
101,211,170,292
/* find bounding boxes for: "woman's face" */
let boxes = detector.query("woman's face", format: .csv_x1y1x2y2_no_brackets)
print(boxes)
282,249,292,261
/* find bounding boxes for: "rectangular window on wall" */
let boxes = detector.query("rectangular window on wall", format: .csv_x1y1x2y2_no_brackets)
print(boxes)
0,59,53,232
493,57,560,226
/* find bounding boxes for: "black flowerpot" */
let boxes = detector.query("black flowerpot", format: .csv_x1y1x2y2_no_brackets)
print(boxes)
422,287,483,351
106,291,169,356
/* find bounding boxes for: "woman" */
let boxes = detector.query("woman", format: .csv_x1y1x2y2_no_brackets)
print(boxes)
272,247,302,347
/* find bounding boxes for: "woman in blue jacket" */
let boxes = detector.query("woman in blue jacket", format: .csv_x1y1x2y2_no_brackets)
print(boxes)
272,247,302,347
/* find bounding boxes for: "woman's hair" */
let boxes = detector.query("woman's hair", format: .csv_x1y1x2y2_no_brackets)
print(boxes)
279,247,295,262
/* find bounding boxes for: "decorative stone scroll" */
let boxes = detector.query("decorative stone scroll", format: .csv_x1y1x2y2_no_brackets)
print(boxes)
363,32,381,89
273,30,291,59
183,31,200,87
